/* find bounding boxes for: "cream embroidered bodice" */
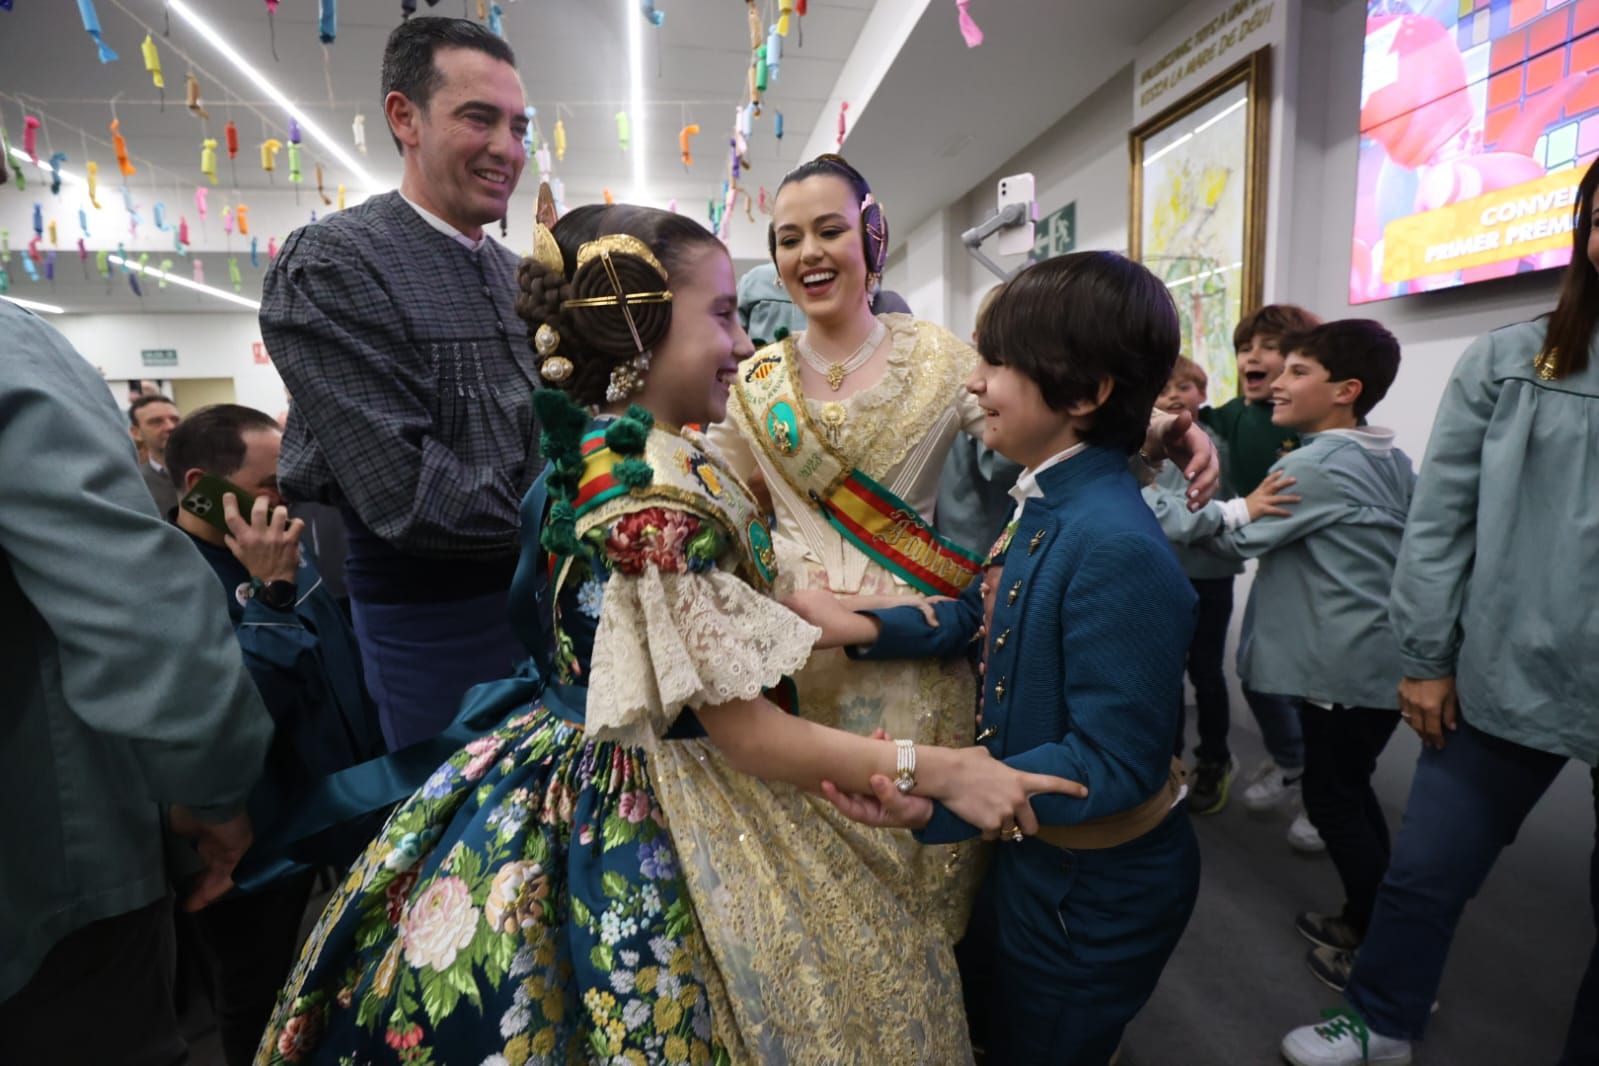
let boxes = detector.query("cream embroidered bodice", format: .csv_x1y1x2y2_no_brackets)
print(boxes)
708,313,985,594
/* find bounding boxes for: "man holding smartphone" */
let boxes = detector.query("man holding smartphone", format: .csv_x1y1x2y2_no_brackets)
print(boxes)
166,404,381,1066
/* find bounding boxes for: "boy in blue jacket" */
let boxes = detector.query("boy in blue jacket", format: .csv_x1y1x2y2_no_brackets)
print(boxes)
793,251,1201,1065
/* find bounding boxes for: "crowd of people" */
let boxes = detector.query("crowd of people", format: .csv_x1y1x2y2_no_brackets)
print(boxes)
3,15,1597,1066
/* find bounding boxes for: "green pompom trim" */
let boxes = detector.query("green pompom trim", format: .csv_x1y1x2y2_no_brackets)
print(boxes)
612,457,655,490
772,327,790,342
604,404,655,457
534,389,589,464
540,499,580,556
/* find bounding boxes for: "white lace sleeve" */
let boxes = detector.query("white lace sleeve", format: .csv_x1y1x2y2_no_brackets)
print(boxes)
585,566,821,744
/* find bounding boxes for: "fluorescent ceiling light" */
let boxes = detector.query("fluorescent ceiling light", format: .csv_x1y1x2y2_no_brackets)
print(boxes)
109,253,262,310
167,0,381,193
1,293,66,314
7,146,86,188
627,0,646,201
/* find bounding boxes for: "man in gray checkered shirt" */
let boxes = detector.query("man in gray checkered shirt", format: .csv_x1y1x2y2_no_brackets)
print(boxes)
261,19,540,750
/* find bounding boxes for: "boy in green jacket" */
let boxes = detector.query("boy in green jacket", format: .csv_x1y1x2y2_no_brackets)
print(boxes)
1200,303,1324,850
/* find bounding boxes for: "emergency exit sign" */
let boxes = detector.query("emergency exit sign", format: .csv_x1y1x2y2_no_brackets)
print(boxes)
141,348,178,367
1030,203,1076,262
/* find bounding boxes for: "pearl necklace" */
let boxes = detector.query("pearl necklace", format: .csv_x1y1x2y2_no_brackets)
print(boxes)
796,320,888,391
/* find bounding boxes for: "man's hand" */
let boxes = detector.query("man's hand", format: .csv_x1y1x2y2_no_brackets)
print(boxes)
1399,676,1459,750
223,492,303,584
1147,408,1222,509
1245,470,1301,520
167,806,253,911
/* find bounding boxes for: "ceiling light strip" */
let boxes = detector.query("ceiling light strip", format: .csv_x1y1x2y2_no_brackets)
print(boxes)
1,90,190,190
7,145,87,188
1,294,67,315
161,0,381,192
108,253,262,310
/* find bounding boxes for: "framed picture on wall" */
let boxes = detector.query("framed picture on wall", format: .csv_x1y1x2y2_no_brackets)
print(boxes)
1129,46,1271,401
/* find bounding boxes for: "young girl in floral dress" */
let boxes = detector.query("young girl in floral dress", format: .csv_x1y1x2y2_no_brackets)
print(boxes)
254,205,1080,1066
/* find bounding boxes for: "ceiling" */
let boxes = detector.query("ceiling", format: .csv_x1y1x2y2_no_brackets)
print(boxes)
839,0,1190,236
0,0,867,214
1,0,1193,315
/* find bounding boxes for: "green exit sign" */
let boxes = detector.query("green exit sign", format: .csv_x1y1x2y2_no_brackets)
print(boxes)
141,349,178,367
1030,203,1076,262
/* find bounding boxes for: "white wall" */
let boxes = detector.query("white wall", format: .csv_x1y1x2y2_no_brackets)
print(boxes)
51,312,286,416
953,67,1138,337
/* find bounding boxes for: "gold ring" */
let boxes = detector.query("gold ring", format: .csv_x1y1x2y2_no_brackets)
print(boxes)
1007,826,1024,843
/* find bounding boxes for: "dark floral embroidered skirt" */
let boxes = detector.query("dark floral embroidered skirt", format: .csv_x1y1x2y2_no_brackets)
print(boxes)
256,703,727,1066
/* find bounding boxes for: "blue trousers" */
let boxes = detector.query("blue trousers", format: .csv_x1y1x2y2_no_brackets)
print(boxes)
351,590,525,750
1245,687,1305,770
1346,718,1599,1059
959,810,1200,1065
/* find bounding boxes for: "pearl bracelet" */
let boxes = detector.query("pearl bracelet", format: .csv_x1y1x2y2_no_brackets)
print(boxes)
894,739,917,794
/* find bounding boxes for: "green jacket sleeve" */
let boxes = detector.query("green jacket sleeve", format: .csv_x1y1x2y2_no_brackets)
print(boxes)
0,310,273,819
1388,334,1499,679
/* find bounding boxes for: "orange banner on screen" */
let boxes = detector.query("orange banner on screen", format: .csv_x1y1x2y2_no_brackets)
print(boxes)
1381,171,1581,286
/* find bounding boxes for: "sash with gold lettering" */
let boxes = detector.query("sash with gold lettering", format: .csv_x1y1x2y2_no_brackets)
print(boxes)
732,342,983,598
567,423,779,593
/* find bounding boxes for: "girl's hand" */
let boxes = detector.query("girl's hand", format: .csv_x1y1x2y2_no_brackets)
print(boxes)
1146,408,1222,509
837,593,952,628
935,745,1088,838
820,775,935,830
781,589,882,649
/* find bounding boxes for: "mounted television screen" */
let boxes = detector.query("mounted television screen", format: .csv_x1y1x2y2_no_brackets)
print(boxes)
1353,1,1599,304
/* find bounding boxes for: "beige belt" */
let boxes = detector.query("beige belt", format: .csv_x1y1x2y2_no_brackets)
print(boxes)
1033,757,1186,851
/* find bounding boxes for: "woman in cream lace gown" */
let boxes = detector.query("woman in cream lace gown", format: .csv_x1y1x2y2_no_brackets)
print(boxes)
709,156,1221,948
254,206,1081,1066
709,158,1009,941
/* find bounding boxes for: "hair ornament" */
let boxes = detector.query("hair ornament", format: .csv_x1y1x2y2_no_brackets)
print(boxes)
531,222,563,276
574,234,667,278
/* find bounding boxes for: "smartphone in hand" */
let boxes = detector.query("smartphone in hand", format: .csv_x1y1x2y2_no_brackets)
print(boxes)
179,473,256,536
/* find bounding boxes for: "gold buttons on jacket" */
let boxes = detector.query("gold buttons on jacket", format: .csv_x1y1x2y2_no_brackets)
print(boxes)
1007,580,1022,606
976,725,997,742
994,628,1010,651
1028,529,1046,554
994,677,1007,700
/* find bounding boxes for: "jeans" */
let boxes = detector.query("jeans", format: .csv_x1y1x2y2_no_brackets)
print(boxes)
1557,766,1599,1066
0,897,187,1066
1298,703,1401,931
1176,577,1234,764
351,589,526,750
1245,687,1305,770
1346,718,1599,1049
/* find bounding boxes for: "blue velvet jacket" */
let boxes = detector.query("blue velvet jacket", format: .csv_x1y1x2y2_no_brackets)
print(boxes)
852,445,1197,843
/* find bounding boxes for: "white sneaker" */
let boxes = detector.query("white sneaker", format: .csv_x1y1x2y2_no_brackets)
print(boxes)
1242,759,1302,811
1281,1010,1412,1065
1288,810,1327,853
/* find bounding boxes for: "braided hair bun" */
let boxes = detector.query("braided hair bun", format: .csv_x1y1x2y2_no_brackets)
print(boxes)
514,204,721,408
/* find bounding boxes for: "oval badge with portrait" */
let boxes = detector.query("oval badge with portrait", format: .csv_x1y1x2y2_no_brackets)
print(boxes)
764,400,802,456
748,518,777,586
